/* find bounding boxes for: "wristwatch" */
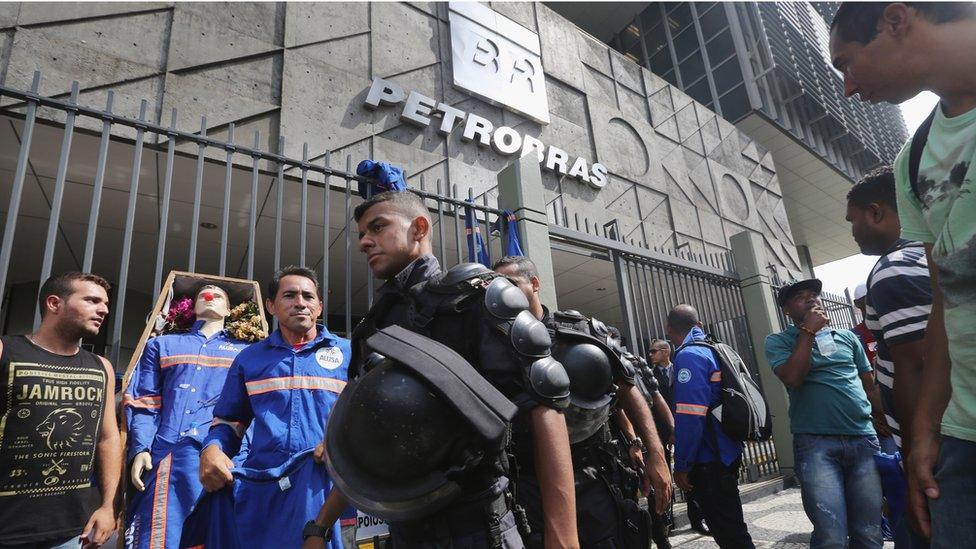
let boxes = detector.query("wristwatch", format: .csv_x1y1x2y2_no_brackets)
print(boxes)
302,520,333,542
628,436,646,452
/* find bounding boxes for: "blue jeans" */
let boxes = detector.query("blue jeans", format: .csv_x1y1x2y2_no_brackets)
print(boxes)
794,434,883,548
930,435,976,549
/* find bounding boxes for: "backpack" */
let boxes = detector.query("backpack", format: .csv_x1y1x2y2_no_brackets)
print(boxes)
908,106,938,203
681,337,773,442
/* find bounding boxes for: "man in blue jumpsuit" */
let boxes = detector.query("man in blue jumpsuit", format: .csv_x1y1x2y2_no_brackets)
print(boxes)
195,266,348,548
124,284,250,549
667,304,755,549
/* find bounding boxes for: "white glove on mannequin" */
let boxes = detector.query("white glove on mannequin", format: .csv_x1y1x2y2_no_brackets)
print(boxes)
131,451,153,491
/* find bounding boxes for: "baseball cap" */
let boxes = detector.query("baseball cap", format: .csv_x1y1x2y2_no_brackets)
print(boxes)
777,278,823,307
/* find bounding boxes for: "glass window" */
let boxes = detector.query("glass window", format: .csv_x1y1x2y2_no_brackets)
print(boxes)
641,5,662,31
644,25,669,57
699,3,728,37
696,2,718,16
679,51,706,84
712,57,743,93
662,70,679,87
706,29,736,65
649,48,674,75
673,27,699,61
666,3,693,34
624,43,645,66
719,85,752,121
686,78,712,106
619,27,641,52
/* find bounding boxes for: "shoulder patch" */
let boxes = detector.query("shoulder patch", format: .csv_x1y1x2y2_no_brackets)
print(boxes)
677,368,692,384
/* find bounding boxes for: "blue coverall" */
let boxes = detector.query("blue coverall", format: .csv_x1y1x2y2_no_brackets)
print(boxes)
123,321,250,549
191,325,349,548
672,327,743,473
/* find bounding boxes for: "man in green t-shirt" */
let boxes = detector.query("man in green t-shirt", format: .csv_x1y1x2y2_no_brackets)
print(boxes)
830,3,976,545
765,279,885,548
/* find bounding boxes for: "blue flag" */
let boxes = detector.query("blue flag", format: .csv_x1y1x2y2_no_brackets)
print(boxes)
356,160,407,198
497,209,524,256
464,200,490,266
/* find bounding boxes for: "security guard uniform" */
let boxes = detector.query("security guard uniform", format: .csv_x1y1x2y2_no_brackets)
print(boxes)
346,254,570,548
514,308,648,548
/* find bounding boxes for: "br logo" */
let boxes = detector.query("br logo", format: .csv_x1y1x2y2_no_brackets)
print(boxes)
448,1,550,124
471,37,539,93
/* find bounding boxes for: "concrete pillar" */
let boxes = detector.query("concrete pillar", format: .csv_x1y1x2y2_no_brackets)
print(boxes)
796,245,816,279
730,231,795,474
496,154,558,311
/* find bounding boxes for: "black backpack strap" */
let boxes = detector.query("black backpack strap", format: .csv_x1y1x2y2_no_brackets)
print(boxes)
908,106,938,203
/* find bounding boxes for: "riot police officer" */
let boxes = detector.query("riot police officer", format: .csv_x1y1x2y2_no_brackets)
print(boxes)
308,191,578,549
493,256,673,548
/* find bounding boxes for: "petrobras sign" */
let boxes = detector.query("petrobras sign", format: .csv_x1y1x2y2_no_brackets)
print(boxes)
447,1,549,124
364,77,609,190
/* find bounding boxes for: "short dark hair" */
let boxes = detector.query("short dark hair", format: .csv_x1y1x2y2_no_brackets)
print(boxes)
847,166,897,211
38,272,111,318
831,2,976,45
353,191,429,223
666,304,699,333
268,266,320,300
492,255,539,281
650,338,668,350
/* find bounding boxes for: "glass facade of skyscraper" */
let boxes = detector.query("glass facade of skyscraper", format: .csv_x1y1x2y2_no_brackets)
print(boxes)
609,2,908,181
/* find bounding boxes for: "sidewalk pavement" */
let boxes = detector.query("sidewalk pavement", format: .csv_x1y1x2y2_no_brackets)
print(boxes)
669,487,896,548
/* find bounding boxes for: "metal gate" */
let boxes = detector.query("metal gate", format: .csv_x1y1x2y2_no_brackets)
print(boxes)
0,72,505,366
1,70,783,482
615,250,781,481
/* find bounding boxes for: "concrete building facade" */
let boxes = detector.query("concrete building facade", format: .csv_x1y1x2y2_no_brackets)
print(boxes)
0,1,802,277
0,0,878,486
587,1,908,266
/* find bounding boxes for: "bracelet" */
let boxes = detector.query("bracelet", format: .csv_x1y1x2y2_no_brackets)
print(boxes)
799,325,817,337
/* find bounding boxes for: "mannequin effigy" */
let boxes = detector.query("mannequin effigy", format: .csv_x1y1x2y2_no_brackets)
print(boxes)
123,284,255,549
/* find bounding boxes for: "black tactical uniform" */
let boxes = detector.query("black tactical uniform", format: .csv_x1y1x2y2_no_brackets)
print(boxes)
629,354,674,549
515,308,651,548
336,254,570,548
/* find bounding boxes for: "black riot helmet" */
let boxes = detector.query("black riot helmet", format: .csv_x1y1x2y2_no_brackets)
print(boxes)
326,326,517,521
549,327,622,443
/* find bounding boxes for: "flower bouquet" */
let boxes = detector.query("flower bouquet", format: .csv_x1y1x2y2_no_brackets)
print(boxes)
160,296,196,334
225,301,268,342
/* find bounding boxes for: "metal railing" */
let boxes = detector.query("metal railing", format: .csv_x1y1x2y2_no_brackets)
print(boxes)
0,72,504,365
616,252,780,482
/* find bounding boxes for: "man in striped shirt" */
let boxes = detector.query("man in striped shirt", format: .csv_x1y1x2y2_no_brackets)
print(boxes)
847,167,931,548
846,166,932,452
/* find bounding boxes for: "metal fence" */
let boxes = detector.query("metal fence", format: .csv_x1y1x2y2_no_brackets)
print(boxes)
0,72,505,366
616,251,780,482
1,70,787,487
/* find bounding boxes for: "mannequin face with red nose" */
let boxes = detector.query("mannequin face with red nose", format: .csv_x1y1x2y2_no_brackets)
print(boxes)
194,285,231,320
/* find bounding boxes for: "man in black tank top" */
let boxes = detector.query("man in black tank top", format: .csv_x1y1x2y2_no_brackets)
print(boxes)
0,272,121,549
